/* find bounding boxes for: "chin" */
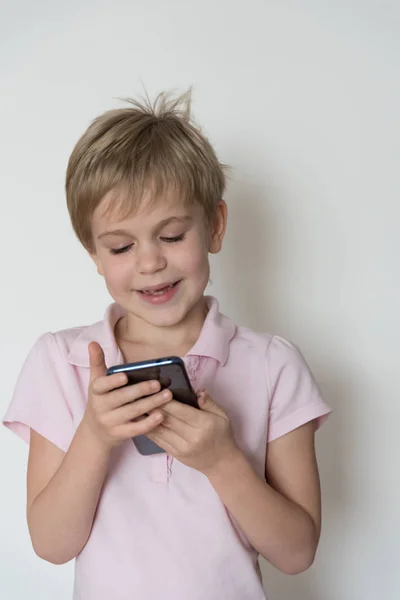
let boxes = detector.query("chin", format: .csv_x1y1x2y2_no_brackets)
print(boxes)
141,303,192,327
147,315,185,328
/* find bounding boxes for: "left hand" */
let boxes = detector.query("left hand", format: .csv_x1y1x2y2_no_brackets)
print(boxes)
147,390,240,476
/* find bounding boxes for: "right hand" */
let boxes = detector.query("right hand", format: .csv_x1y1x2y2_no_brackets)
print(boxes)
82,342,172,449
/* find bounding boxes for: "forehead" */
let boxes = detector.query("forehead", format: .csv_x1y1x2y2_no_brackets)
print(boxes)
92,185,199,233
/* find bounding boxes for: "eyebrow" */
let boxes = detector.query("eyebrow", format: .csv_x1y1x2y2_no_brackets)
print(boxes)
97,216,193,240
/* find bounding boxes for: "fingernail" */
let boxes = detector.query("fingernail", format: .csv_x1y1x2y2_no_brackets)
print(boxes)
161,390,171,399
150,381,160,391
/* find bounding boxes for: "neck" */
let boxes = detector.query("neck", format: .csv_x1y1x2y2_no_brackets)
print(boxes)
116,297,208,357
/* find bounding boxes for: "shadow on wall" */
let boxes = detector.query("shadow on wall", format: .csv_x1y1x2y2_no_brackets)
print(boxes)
211,179,277,331
214,180,347,600
261,372,347,600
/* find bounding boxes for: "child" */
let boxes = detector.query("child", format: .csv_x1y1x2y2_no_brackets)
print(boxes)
3,91,331,600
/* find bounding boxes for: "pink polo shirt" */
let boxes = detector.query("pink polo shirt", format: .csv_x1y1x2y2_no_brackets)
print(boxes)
3,296,331,600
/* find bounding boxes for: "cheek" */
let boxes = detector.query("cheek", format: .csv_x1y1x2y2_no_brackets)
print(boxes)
102,257,133,289
176,239,209,275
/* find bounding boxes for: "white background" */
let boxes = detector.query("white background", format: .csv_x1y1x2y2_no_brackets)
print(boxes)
1,1,399,599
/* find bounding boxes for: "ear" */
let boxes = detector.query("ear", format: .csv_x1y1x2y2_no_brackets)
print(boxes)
88,251,104,277
208,200,228,254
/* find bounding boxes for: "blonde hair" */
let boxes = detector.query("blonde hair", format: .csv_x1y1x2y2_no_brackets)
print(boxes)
66,89,227,251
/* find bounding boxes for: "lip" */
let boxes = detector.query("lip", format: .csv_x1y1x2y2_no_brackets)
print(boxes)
136,280,180,293
136,279,182,306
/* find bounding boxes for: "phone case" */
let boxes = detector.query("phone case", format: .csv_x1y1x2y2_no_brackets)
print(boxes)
107,357,198,455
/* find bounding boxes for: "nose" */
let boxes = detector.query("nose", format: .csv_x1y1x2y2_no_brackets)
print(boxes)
135,242,167,275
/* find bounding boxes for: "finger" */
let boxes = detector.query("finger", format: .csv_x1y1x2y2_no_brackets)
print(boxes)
118,411,165,439
89,342,107,382
92,372,128,395
93,378,160,403
157,410,194,438
115,379,164,407
147,424,183,454
197,390,227,417
161,400,201,424
146,432,171,455
105,389,173,425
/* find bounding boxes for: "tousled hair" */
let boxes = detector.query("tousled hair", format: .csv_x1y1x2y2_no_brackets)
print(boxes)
66,89,227,251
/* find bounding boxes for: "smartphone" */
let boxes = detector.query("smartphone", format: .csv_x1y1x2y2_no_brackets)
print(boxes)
106,357,198,455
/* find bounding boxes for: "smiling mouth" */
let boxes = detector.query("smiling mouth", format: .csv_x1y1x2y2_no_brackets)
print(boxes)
138,281,180,296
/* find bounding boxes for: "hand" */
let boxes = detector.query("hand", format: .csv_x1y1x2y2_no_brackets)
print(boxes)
82,342,172,449
147,389,240,476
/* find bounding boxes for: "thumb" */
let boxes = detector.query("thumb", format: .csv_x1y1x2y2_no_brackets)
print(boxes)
88,342,107,381
197,389,226,417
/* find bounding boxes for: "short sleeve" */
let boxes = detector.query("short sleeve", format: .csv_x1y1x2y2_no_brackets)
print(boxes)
3,333,74,452
267,335,332,442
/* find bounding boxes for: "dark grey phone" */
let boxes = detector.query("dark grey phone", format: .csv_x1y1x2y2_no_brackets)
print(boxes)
106,357,198,455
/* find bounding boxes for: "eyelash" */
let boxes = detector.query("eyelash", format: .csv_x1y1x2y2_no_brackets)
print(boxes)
109,234,185,255
110,245,133,255
161,233,185,244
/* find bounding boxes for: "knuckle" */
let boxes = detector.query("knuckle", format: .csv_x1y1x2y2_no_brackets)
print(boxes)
134,419,152,436
139,381,154,396
193,432,203,446
99,412,112,429
97,414,107,428
90,380,99,395
89,396,101,412
143,393,158,409
119,385,137,404
141,422,156,435
181,440,191,455
161,390,172,403
92,376,107,395
129,404,141,420
151,392,165,407
114,388,128,405
108,430,119,442
108,375,121,390
126,383,141,401
205,423,213,435
135,421,147,435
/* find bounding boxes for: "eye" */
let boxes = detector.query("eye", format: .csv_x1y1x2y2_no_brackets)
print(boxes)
160,234,186,243
110,244,133,255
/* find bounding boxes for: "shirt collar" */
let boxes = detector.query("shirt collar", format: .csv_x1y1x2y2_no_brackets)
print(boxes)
67,296,236,368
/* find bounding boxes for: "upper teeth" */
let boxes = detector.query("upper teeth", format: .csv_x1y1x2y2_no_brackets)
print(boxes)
143,283,174,295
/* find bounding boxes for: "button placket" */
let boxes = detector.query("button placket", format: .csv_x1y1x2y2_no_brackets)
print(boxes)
158,355,202,483
186,355,201,390
151,454,169,483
